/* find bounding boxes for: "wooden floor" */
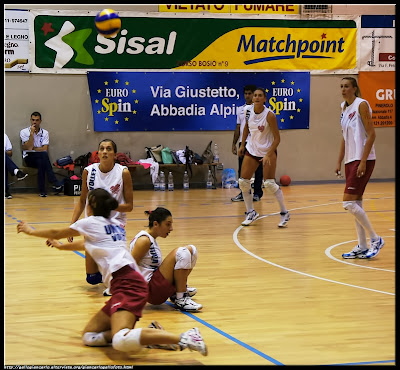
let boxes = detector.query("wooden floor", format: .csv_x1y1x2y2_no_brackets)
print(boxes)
4,182,395,366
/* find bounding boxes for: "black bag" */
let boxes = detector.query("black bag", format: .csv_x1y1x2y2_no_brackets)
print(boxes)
192,152,204,165
184,146,194,176
201,141,213,164
56,155,74,167
171,150,182,164
74,152,91,167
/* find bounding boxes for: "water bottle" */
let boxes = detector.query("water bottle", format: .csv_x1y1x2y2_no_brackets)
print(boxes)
154,174,160,191
168,171,174,191
206,169,213,189
159,171,166,191
213,143,219,162
183,171,189,191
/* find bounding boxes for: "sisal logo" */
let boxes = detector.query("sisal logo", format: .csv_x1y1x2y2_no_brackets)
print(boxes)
38,19,177,68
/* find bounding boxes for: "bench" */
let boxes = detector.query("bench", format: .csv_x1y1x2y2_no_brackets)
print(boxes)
126,162,220,189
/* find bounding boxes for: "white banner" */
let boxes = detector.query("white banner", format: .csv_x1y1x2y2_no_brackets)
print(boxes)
359,15,395,71
4,9,30,72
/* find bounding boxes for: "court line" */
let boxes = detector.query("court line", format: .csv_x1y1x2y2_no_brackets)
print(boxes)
325,237,395,272
164,301,284,365
233,202,395,296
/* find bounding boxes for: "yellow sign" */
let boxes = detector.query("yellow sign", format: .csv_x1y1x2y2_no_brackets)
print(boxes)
159,4,299,14
176,27,356,70
159,5,229,13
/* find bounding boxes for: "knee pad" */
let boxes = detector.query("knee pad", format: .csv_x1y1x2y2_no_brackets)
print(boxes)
187,244,198,268
86,271,103,285
263,179,279,194
343,201,357,214
112,328,142,353
239,178,251,193
82,331,108,347
174,247,192,270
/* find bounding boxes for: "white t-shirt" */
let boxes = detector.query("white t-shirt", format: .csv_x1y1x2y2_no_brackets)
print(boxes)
70,216,139,288
20,127,50,158
340,97,376,164
4,134,12,152
236,103,252,143
245,105,275,158
84,163,128,225
129,230,162,283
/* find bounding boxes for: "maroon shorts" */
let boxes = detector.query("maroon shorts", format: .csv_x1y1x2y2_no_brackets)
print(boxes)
147,268,176,305
102,265,149,319
344,160,375,195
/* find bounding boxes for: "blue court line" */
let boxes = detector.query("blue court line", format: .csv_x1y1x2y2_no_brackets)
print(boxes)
7,210,395,365
164,301,284,365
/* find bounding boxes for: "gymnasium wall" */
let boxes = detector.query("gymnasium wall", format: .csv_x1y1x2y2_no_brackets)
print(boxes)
4,4,395,183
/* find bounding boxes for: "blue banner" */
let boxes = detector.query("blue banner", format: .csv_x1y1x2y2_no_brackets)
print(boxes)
87,71,310,131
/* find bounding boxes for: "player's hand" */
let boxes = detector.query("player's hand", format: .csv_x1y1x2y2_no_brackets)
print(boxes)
46,239,63,249
232,145,237,155
17,221,34,235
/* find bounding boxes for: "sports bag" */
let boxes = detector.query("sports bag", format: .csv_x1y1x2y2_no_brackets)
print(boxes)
145,145,163,163
56,155,74,167
161,147,174,164
201,141,213,164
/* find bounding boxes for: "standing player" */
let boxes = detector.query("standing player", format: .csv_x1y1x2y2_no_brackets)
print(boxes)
69,139,133,294
336,77,384,259
130,207,202,312
238,87,290,227
231,84,264,202
17,188,207,355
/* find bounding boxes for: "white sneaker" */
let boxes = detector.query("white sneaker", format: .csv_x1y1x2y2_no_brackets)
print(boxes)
342,244,369,259
103,287,112,296
278,211,290,228
365,237,385,259
147,321,179,351
174,293,202,312
179,328,208,356
170,287,197,303
242,210,259,226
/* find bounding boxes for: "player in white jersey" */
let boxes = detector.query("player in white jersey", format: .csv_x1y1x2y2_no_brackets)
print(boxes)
231,84,263,202
130,207,202,312
69,139,133,291
335,77,384,259
17,189,207,356
238,87,290,227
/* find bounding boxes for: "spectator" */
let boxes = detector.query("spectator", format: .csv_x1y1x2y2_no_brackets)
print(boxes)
5,133,28,199
20,112,64,197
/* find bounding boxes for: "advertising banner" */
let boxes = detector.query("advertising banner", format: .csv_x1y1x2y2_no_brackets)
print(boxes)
159,4,300,14
358,71,395,127
359,15,395,71
87,71,310,132
4,9,29,72
30,10,357,74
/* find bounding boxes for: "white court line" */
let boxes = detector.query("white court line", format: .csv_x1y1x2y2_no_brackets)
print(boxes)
325,236,395,272
233,201,395,296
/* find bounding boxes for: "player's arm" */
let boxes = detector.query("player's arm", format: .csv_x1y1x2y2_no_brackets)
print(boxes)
71,169,89,224
232,124,240,155
130,236,151,265
46,239,85,251
116,168,133,213
17,221,81,239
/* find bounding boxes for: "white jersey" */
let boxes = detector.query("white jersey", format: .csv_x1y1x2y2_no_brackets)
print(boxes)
245,105,275,157
340,97,376,164
70,216,139,288
85,163,128,225
129,230,162,283
4,133,12,152
236,103,252,143
20,127,50,158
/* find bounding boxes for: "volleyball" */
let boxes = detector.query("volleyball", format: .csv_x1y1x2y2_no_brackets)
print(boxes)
94,9,121,38
280,175,291,186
